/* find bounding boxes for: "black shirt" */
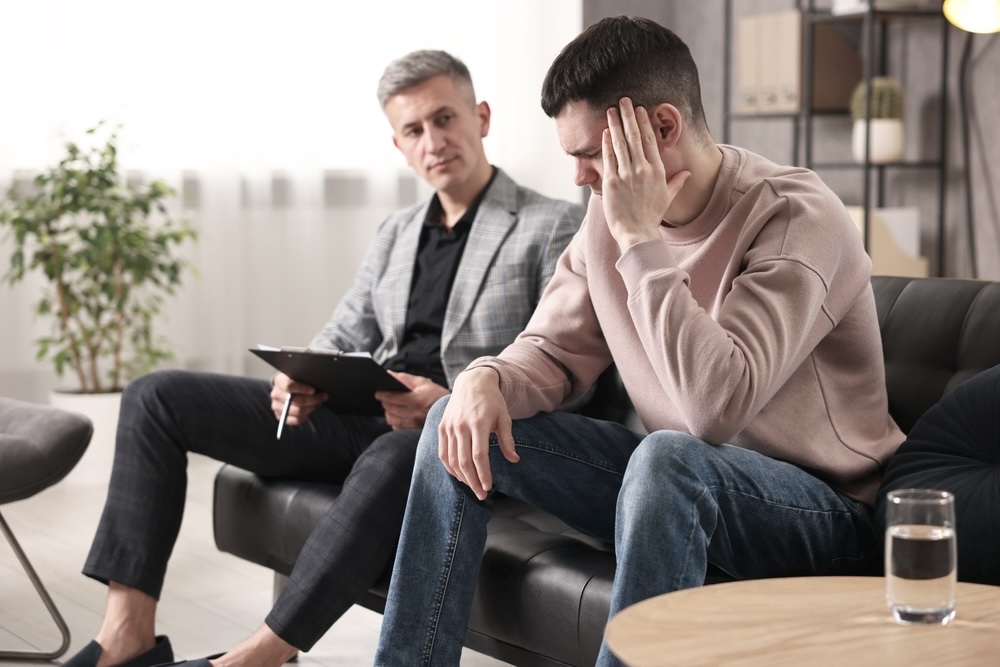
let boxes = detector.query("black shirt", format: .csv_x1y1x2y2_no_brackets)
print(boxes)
383,168,498,386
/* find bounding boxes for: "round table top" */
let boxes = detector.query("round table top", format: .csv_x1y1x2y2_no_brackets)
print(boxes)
605,576,1000,666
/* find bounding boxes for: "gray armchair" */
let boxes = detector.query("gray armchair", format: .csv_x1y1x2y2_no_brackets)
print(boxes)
0,397,93,660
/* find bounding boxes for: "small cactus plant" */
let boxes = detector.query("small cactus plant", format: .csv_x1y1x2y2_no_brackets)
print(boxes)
850,77,904,121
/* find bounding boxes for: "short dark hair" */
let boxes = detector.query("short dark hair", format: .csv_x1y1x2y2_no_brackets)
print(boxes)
377,50,476,110
541,16,708,135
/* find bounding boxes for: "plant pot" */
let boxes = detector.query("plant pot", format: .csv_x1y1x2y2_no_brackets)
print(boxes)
831,0,868,14
852,119,904,165
48,390,122,482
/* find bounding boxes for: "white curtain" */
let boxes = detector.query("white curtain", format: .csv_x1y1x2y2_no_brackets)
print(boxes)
0,0,583,401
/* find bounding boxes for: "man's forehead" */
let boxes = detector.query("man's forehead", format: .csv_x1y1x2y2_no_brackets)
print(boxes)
389,74,465,105
557,100,607,126
390,103,458,130
555,102,607,154
385,77,469,125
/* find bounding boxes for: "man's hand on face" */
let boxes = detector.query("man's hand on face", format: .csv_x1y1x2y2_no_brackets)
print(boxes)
602,97,690,253
376,371,450,430
437,367,518,500
271,372,327,426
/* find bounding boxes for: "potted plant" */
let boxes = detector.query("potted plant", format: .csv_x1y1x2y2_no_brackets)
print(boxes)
0,123,197,401
850,76,905,164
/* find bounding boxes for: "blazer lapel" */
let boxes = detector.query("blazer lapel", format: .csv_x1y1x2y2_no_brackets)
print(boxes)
387,200,431,353
441,170,519,351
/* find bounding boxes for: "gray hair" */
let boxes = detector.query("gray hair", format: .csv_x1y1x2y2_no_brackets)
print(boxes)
376,50,476,110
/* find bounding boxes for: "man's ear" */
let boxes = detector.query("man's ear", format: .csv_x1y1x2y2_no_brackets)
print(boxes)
649,103,682,149
478,100,492,138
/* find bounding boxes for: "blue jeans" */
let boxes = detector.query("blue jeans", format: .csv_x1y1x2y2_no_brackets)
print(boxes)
375,397,874,666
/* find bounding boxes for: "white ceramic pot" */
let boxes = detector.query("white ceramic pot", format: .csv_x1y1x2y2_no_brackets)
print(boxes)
852,119,904,165
831,0,868,14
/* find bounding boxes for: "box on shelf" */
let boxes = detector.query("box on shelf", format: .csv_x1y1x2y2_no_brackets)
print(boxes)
832,0,940,15
735,10,861,115
846,205,928,278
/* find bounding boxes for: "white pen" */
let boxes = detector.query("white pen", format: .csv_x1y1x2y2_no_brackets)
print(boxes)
276,393,293,440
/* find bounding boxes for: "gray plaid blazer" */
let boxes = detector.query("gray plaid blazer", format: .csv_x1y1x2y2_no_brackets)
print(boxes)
309,168,584,387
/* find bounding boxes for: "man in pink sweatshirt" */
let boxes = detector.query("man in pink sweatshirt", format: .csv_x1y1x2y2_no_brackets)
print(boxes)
375,16,905,667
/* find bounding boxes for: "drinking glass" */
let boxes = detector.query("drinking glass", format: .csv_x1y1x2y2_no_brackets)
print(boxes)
884,488,957,625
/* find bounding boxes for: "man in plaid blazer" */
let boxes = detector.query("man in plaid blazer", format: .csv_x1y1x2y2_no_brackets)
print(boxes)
65,50,583,667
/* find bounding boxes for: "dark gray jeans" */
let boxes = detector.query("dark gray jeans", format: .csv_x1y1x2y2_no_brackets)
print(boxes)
83,369,419,650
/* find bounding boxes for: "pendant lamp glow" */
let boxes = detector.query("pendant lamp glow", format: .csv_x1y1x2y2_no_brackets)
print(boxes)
943,0,1000,33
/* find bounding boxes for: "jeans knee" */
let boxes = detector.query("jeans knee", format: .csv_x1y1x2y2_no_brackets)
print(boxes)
413,396,451,473
620,431,715,509
424,395,450,430
627,430,708,475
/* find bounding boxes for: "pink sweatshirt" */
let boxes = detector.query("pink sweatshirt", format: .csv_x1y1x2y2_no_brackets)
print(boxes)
468,145,904,505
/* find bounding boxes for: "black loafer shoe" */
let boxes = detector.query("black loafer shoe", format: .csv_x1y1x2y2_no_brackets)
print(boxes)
152,653,224,667
62,635,174,667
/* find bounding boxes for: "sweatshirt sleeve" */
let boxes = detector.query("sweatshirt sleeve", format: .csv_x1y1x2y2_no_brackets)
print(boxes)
616,182,868,444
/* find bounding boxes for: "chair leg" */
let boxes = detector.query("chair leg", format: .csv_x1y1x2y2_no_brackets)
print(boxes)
0,510,71,660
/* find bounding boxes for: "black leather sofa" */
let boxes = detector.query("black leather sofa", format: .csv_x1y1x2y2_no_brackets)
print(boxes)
213,275,1000,667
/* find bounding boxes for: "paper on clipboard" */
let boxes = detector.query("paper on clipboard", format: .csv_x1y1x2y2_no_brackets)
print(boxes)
250,345,409,416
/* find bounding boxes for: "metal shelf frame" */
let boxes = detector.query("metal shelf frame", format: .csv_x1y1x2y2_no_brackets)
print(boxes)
722,0,950,276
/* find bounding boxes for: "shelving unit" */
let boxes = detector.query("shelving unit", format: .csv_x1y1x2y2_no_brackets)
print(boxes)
722,0,950,276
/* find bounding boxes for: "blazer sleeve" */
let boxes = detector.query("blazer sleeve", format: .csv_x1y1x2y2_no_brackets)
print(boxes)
308,213,402,352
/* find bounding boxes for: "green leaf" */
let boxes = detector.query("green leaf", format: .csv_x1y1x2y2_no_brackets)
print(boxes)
0,122,198,392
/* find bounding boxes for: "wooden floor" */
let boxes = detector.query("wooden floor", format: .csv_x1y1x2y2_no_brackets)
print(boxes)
0,429,505,666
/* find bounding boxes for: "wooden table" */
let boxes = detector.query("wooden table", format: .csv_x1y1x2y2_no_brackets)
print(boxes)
605,576,1000,666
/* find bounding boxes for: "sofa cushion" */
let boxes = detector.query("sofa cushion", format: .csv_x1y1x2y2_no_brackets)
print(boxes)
875,364,1000,585
872,277,1000,433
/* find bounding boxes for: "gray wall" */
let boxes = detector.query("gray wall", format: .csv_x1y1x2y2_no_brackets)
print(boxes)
583,0,1000,279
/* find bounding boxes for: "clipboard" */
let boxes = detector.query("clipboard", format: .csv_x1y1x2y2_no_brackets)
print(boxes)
250,346,409,416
